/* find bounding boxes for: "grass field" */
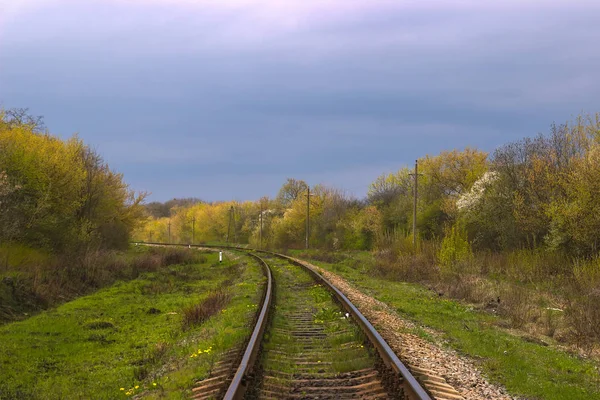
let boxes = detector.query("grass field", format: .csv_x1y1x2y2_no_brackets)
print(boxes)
0,249,265,400
292,250,600,400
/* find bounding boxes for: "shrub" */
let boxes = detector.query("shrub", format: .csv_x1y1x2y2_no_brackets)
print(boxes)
573,257,600,289
565,291,600,349
565,257,600,348
372,239,439,282
438,223,472,271
497,285,535,328
181,289,231,330
160,247,196,266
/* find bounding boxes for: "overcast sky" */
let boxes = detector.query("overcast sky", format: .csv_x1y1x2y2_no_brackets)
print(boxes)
1,0,599,202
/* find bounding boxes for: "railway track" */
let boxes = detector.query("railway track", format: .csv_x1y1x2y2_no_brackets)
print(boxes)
245,253,397,399
142,243,433,400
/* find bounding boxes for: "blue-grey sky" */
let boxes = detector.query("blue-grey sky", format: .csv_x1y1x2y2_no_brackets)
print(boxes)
1,0,599,202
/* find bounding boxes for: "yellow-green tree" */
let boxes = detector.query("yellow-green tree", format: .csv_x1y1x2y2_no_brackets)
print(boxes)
419,148,489,237
0,108,145,251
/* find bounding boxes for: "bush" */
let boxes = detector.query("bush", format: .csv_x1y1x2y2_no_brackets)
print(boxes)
573,257,600,289
565,290,600,349
566,257,600,347
497,285,535,328
159,247,197,266
438,223,472,270
372,239,439,282
181,289,231,330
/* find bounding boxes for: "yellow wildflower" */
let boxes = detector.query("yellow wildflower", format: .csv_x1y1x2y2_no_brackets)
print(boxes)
120,388,125,391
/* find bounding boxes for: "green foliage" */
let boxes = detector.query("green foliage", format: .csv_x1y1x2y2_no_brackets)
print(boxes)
438,223,472,269
462,114,600,255
367,167,413,233
0,108,145,252
573,256,600,289
135,113,600,281
416,148,489,239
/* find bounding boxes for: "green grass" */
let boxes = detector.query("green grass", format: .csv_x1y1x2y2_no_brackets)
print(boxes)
0,250,266,400
0,245,204,325
291,250,600,400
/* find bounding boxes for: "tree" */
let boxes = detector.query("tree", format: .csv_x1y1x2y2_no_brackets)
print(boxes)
276,178,308,209
0,108,145,251
0,108,46,133
367,168,413,235
419,148,488,217
461,114,600,252
411,148,489,239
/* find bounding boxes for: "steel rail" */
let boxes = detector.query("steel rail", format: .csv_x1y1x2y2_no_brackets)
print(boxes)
222,252,272,400
263,251,431,400
140,243,272,400
138,242,431,400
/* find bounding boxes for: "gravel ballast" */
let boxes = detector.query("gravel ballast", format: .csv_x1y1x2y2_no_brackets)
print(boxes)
300,260,518,400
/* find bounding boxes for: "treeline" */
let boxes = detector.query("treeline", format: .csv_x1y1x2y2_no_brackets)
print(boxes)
134,113,600,347
135,179,375,250
135,113,600,260
0,108,145,253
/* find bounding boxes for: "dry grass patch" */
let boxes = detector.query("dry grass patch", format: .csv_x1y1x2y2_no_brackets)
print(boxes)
181,289,232,330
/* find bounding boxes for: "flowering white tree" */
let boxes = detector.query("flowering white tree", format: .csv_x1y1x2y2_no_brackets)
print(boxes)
456,171,498,212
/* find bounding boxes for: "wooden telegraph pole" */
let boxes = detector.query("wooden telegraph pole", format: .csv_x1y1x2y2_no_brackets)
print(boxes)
232,206,237,243
413,160,418,248
168,220,171,243
192,217,196,244
259,203,263,250
226,206,233,244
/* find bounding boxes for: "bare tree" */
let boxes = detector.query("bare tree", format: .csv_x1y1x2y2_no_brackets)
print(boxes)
2,108,46,133
276,178,308,208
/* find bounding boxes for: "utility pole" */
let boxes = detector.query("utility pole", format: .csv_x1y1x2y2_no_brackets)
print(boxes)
226,206,233,244
233,207,237,243
259,203,263,250
226,206,236,244
306,186,310,250
413,160,418,248
168,220,171,243
192,217,196,244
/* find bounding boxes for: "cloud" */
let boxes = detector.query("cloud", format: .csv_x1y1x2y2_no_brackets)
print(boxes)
1,0,599,201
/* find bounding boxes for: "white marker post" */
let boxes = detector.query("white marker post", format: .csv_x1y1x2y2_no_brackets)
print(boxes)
219,251,223,263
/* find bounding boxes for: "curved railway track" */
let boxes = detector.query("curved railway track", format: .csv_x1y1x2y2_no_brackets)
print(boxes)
142,243,433,400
